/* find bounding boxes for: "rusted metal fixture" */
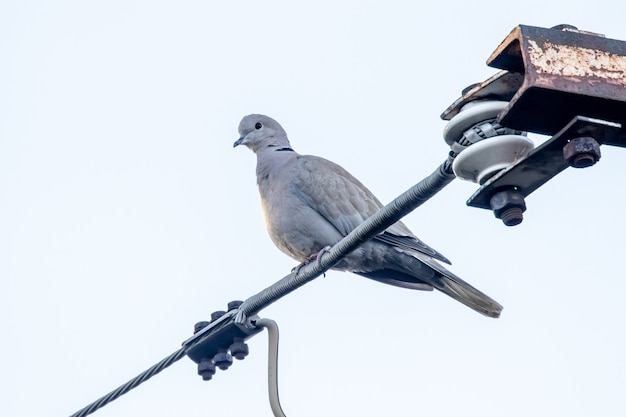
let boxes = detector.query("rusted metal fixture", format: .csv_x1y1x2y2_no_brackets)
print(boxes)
442,24,626,225
487,25,626,136
441,71,522,121
562,136,602,168
443,24,626,141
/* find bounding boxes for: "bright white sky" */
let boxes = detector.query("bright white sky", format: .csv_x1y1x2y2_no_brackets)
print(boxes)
2,1,626,416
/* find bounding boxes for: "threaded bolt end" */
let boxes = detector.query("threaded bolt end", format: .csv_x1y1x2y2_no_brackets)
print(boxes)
572,153,598,168
500,207,524,226
194,321,210,334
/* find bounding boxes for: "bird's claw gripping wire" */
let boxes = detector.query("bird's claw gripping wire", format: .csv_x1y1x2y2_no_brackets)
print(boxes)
291,246,332,276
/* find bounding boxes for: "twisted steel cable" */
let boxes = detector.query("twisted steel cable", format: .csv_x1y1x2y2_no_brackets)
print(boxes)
68,347,187,417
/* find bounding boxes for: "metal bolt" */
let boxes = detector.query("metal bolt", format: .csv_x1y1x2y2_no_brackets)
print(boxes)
194,321,210,334
563,137,601,168
210,310,226,322
197,358,216,381
499,206,524,226
227,300,243,311
461,83,480,95
230,338,249,360
213,350,233,370
551,24,578,31
490,188,526,226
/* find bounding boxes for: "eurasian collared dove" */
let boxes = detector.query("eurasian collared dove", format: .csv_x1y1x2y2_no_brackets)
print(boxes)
234,114,502,318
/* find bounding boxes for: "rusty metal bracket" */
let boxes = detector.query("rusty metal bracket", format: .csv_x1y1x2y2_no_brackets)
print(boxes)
488,25,626,136
442,25,626,138
466,116,622,210
441,24,626,224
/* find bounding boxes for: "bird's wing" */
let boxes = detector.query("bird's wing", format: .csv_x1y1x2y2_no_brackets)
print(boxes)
292,155,451,263
375,232,451,264
292,155,379,236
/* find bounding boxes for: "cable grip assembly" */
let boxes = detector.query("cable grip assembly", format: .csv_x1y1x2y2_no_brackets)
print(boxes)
184,301,261,381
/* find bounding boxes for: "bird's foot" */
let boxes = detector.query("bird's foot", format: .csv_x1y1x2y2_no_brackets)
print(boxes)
313,246,332,266
291,262,307,275
291,246,332,276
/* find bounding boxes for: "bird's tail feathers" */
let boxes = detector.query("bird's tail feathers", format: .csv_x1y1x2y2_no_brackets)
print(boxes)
409,251,503,318
434,272,502,318
354,270,435,291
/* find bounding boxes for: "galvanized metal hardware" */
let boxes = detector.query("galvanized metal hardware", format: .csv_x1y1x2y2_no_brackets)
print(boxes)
184,300,261,381
442,24,626,226
185,309,285,416
197,358,216,381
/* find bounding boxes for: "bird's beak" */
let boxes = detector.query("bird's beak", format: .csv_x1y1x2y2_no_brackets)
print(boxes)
233,137,244,148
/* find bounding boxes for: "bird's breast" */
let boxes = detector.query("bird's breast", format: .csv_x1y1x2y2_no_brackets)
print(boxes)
259,184,343,262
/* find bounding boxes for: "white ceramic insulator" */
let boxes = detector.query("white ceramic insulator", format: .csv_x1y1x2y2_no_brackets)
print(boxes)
443,100,509,146
452,134,535,184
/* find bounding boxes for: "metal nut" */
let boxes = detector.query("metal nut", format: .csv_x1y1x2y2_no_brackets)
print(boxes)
210,310,226,322
194,321,210,334
490,188,526,226
227,300,243,311
230,339,249,360
563,137,601,168
213,351,233,370
197,358,216,381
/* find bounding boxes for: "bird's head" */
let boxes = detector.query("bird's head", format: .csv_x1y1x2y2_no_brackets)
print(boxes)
234,114,292,153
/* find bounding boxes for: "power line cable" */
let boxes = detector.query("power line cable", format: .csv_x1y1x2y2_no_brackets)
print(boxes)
68,348,187,417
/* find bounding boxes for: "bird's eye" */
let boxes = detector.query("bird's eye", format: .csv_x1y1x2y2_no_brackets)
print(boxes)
255,122,263,130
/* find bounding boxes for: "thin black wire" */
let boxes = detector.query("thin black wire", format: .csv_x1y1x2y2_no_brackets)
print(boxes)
68,347,187,417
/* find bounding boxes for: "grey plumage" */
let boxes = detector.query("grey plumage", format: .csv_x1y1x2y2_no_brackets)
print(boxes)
234,114,502,318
